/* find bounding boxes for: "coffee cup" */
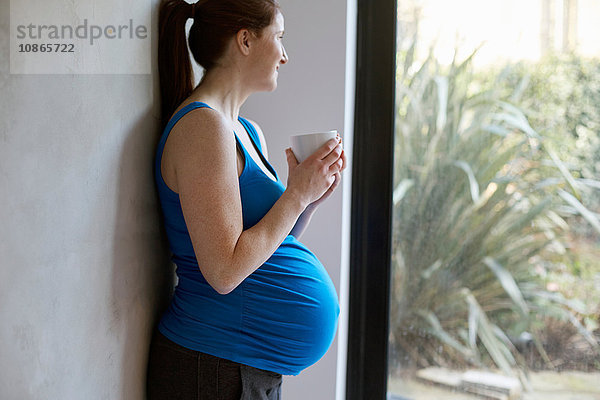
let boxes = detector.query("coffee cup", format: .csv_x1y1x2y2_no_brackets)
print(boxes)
290,130,339,163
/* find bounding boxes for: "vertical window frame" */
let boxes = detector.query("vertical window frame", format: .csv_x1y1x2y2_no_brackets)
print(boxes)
346,0,397,399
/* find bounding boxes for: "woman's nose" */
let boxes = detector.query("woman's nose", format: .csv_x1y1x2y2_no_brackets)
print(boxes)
281,45,289,64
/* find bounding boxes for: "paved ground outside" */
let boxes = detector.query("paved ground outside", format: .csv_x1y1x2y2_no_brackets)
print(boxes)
389,371,600,400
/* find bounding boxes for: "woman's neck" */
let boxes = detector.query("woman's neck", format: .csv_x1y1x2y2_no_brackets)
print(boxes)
189,67,251,123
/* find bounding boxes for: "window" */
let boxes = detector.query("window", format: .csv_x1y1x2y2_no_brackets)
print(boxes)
347,1,600,399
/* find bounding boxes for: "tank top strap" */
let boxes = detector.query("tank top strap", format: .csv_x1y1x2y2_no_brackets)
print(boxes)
156,102,278,196
235,117,279,182
164,102,212,136
155,102,213,196
157,102,213,164
238,117,263,153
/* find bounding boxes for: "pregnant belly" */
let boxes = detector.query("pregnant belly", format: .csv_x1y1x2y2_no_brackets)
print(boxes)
241,235,340,374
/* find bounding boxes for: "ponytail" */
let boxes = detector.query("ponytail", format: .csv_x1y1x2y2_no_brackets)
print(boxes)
158,0,280,130
158,0,196,130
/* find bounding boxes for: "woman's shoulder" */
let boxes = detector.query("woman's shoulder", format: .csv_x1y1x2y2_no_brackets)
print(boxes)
166,102,235,166
169,102,228,139
170,100,214,123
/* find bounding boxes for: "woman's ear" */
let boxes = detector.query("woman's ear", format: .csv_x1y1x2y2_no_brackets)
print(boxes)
236,29,252,56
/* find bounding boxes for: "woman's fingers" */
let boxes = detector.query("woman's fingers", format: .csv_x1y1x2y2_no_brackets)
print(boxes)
331,172,341,189
322,143,343,166
285,148,299,168
310,138,340,161
329,156,344,174
324,175,338,196
340,149,347,171
286,136,344,206
326,172,341,195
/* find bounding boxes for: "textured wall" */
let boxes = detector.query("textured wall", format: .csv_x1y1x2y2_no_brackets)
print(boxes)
0,0,173,398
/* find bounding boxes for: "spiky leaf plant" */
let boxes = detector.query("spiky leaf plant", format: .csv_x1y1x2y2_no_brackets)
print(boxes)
389,48,600,380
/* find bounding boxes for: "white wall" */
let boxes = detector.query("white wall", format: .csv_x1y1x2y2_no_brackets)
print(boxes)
242,0,354,399
0,0,172,398
0,0,354,398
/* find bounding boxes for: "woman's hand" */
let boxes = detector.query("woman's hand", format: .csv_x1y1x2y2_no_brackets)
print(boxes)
286,136,346,239
305,145,346,211
284,136,346,210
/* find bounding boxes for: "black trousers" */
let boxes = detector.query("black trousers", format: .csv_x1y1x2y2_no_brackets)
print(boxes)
146,330,282,400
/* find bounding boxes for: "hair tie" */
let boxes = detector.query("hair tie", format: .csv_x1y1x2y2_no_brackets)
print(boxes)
189,1,198,19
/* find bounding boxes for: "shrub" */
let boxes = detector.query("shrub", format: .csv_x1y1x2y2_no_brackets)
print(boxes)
389,48,600,380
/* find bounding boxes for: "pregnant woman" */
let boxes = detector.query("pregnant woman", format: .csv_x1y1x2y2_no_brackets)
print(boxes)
147,1,346,399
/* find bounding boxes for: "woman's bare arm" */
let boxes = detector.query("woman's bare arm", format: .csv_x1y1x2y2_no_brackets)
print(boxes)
167,109,343,294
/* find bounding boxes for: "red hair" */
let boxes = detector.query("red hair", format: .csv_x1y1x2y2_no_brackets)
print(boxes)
158,0,280,129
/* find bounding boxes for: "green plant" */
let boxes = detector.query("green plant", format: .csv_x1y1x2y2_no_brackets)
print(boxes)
388,47,600,380
478,55,600,369
477,54,600,240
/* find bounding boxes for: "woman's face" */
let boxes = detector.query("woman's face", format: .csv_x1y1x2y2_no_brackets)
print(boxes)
249,11,288,91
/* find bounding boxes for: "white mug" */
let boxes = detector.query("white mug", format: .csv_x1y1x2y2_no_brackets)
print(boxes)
290,130,338,163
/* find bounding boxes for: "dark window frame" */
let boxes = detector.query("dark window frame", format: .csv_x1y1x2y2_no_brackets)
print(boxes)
346,0,397,399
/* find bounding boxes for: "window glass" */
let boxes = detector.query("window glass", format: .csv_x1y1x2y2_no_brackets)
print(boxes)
388,1,600,399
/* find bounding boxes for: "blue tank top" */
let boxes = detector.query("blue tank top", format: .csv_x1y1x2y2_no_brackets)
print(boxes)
154,101,339,375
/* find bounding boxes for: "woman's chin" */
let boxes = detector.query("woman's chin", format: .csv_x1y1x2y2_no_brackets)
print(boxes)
251,76,279,93
260,81,278,92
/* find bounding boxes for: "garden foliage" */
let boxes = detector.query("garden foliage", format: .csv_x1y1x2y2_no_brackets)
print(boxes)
389,45,600,378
